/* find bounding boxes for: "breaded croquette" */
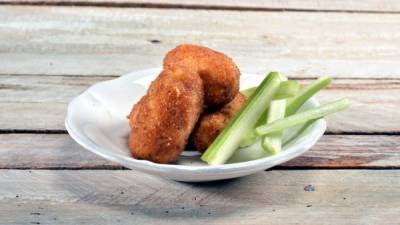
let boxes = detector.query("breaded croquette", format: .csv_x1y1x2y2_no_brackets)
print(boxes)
164,44,240,107
129,44,241,163
193,93,247,153
129,67,204,163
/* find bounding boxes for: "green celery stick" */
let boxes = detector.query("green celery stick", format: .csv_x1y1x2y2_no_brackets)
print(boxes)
240,87,256,97
274,80,301,100
261,99,287,154
255,98,350,136
201,72,281,165
280,76,332,144
286,76,331,116
239,131,258,148
241,80,301,99
238,109,267,148
239,80,301,147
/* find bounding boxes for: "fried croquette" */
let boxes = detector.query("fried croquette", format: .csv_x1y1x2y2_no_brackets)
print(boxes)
164,44,240,107
128,96,144,129
129,67,204,163
193,93,247,153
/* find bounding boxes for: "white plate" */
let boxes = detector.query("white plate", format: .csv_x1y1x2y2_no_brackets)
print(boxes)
65,68,326,182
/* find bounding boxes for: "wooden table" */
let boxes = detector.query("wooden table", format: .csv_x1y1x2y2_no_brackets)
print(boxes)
1,1,399,224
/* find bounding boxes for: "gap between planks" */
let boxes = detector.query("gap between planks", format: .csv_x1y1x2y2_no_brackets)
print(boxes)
0,170,399,225
0,0,400,14
1,133,399,170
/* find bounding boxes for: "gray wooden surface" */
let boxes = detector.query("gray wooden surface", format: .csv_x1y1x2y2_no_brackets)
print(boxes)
1,6,400,78
1,170,399,225
0,0,399,224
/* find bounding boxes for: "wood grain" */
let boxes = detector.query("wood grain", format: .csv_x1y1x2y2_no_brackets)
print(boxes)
0,3,397,224
283,134,400,168
1,6,400,78
1,75,399,133
1,0,399,13
0,170,399,224
0,75,113,130
1,134,399,169
0,133,121,169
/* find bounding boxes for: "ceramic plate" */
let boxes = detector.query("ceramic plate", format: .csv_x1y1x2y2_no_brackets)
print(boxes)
65,68,326,182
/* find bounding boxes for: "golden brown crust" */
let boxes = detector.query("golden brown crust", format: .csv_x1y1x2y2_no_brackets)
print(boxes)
129,68,204,163
128,96,144,129
129,44,241,163
163,44,240,107
193,93,247,153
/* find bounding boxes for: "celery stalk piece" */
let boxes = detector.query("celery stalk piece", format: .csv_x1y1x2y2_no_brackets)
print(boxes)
279,75,288,81
241,80,301,99
239,131,258,148
241,87,256,97
201,72,281,165
282,119,314,144
286,76,332,116
281,76,332,144
274,81,302,100
261,99,287,154
255,98,350,136
238,80,301,148
238,108,267,148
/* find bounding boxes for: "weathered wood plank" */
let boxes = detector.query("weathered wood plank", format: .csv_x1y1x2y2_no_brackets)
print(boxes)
0,170,399,225
1,134,399,169
0,75,113,130
0,133,121,169
316,79,400,133
283,134,400,168
1,75,398,132
1,6,400,78
1,0,400,13
0,75,113,102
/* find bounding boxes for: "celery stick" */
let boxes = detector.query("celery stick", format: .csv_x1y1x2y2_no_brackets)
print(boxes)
201,72,281,165
241,80,301,99
279,75,288,81
261,99,286,154
239,131,258,148
279,76,332,144
274,81,301,100
255,98,350,136
282,120,313,144
286,76,331,116
239,80,301,148
241,87,256,97
238,109,267,148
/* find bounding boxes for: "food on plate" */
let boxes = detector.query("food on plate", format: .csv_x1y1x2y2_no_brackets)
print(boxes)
129,67,203,163
238,80,302,148
128,44,350,165
201,72,281,165
193,93,247,153
255,98,350,136
164,44,240,107
240,76,332,153
261,99,287,155
129,44,240,163
201,73,350,165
